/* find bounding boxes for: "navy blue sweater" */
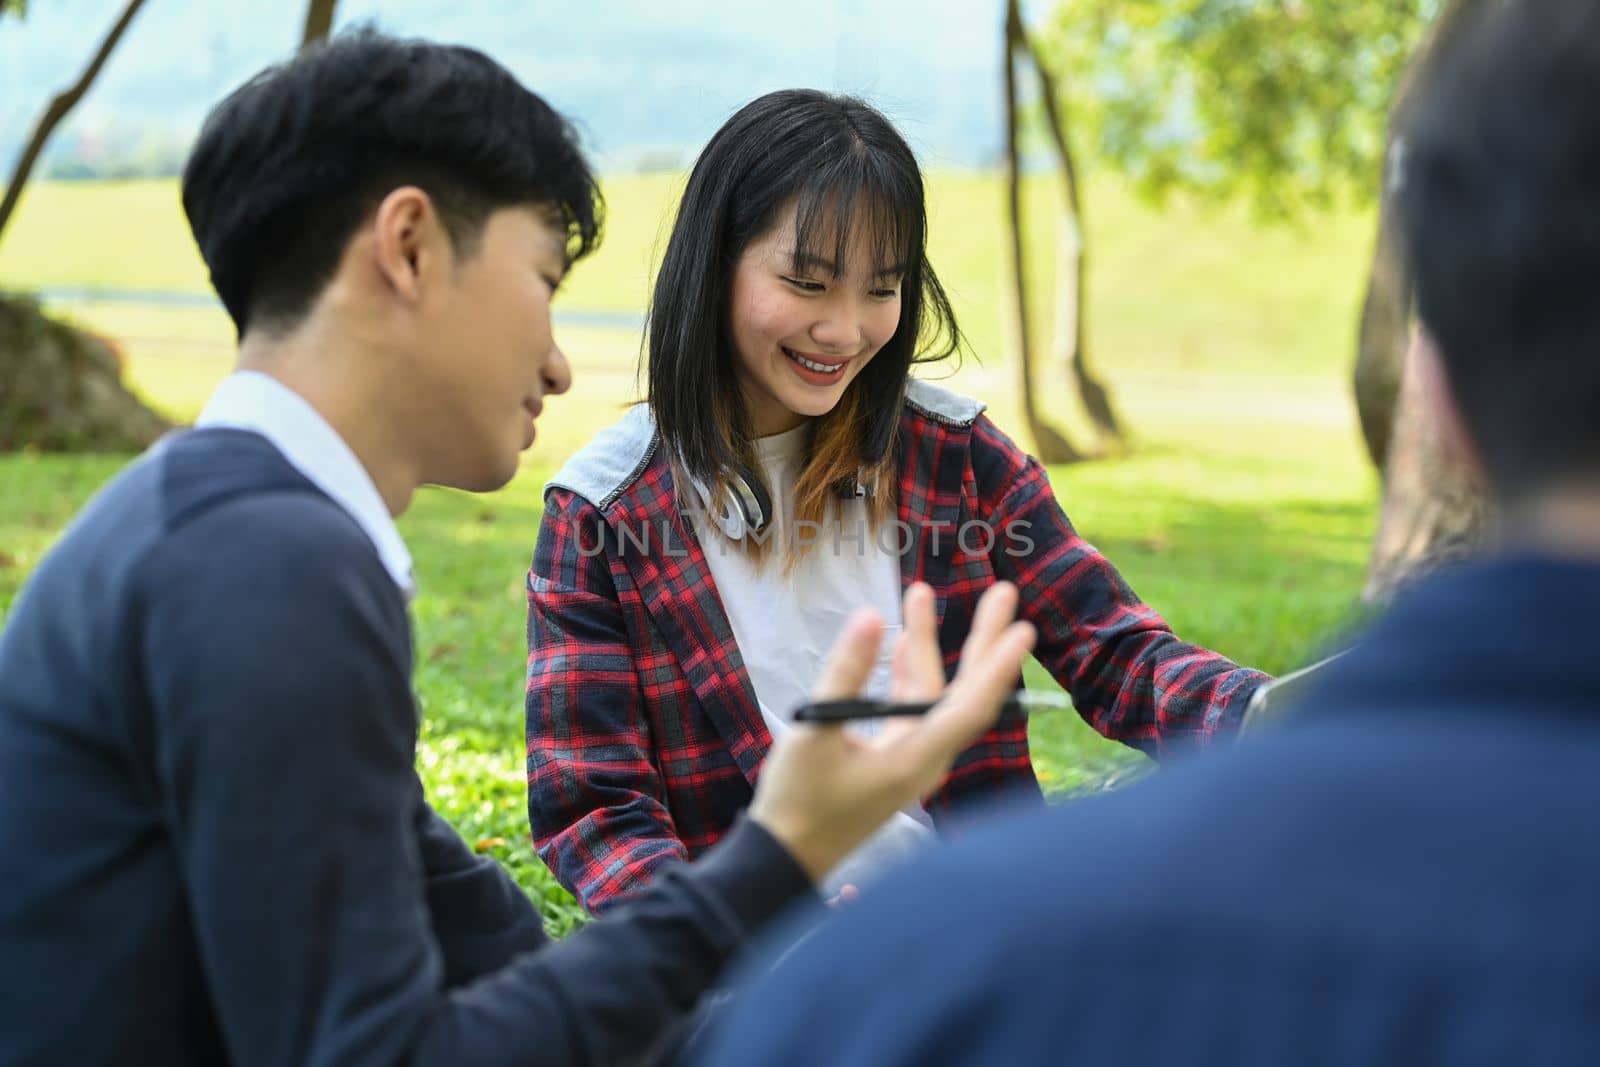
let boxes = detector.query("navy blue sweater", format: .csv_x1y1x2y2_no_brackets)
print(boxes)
701,556,1600,1066
0,428,812,1066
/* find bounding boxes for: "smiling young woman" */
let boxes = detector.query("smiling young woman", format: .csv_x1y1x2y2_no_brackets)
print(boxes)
522,89,1273,915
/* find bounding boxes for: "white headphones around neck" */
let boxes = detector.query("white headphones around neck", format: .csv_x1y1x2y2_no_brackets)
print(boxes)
685,466,874,541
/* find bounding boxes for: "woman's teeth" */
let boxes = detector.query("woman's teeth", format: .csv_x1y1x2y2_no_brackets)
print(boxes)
784,347,845,375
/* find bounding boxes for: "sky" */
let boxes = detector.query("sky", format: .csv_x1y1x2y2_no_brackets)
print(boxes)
1,0,1048,173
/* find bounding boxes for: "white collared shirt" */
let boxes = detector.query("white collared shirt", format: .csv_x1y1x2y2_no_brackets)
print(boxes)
196,370,417,601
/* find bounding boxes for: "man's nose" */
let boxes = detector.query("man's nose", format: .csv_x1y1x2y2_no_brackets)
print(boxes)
543,341,572,396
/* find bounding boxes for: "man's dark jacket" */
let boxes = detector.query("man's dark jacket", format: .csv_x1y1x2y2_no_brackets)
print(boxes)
702,555,1600,1066
0,428,811,1067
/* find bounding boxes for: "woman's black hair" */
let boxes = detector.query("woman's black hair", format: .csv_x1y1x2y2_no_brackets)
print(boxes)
645,89,962,499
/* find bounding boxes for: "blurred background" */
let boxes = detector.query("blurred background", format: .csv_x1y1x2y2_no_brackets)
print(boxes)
0,0,1464,930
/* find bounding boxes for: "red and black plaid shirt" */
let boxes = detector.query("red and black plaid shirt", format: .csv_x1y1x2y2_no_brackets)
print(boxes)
525,389,1268,912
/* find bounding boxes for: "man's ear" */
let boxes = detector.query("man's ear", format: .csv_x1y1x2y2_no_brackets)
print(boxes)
1410,323,1484,480
371,186,446,305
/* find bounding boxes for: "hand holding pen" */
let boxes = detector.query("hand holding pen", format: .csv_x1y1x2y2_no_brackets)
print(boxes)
747,581,1037,883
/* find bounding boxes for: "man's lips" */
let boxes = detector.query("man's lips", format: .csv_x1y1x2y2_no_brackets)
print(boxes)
523,397,543,420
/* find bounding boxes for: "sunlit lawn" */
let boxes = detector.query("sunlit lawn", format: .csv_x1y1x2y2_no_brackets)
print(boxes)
0,172,1380,931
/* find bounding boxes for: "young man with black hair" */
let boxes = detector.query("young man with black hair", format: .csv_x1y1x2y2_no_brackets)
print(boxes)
0,30,1036,1066
701,2,1600,1063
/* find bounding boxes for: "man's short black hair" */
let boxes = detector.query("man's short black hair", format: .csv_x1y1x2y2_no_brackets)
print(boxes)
182,28,602,336
1398,0,1600,504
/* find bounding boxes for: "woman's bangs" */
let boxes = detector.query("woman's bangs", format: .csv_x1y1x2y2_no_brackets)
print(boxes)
787,156,921,282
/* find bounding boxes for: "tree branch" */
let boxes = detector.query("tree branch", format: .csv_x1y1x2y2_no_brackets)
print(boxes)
0,0,147,248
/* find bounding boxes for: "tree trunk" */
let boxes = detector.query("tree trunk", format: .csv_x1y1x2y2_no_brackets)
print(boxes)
301,0,338,49
1362,339,1485,604
1020,13,1123,445
1002,0,1081,464
0,0,147,247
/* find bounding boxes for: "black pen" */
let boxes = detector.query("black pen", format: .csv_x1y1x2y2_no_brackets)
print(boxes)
792,690,1074,723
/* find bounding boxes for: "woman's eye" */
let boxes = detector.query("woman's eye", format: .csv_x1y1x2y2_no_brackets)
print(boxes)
871,288,899,299
783,277,825,293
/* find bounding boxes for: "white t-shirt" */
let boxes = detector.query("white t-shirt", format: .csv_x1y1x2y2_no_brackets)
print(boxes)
698,424,935,895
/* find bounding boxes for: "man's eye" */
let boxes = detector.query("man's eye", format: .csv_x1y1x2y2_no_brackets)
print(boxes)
783,277,825,293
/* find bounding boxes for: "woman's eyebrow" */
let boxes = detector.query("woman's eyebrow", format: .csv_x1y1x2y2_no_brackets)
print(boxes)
782,250,906,279
783,251,838,275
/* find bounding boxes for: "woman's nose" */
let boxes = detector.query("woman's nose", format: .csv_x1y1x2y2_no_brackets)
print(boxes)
809,299,864,352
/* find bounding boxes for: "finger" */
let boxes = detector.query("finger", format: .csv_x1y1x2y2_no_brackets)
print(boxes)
811,608,886,701
939,620,1037,734
899,620,1037,778
902,581,936,646
889,582,943,702
951,582,1020,675
876,583,1020,754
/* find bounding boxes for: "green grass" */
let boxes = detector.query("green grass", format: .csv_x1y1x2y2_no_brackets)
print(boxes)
0,172,1380,930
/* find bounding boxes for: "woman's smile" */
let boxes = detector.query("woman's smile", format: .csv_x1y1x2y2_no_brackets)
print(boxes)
782,346,852,384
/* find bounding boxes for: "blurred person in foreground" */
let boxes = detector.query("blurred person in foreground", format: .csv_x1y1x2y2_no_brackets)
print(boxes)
0,30,1038,1067
699,2,1600,1063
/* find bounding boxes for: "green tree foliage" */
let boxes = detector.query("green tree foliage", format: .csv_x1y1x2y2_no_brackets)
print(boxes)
1046,0,1443,216
1,1,27,18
